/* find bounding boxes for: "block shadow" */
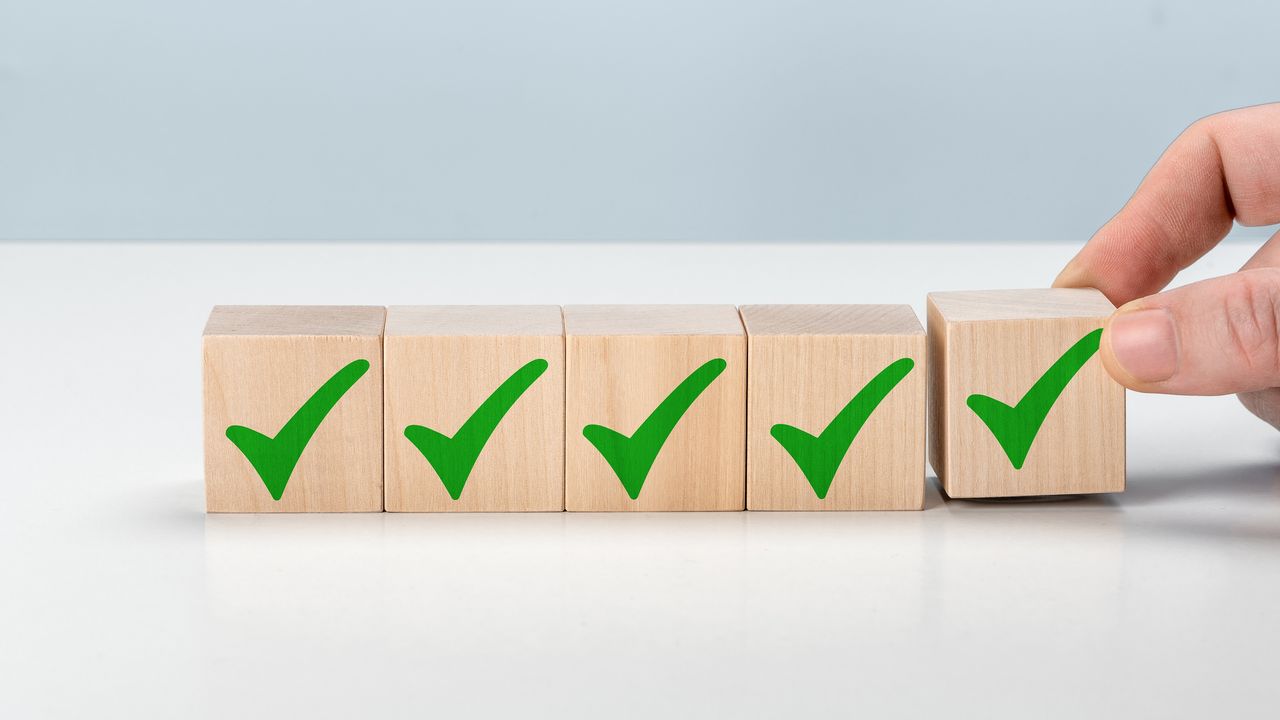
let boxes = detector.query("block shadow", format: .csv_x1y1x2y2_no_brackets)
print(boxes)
1121,461,1280,507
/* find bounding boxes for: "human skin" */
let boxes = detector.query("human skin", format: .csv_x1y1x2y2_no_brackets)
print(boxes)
1054,103,1280,428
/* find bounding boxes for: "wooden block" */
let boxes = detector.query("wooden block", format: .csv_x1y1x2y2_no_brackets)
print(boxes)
203,306,385,512
564,305,746,511
742,305,925,511
927,289,1125,498
383,305,565,512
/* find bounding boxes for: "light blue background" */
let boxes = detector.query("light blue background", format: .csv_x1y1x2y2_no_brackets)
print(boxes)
1,0,1276,242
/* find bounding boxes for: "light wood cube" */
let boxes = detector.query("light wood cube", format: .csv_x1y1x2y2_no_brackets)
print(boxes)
742,305,925,511
927,289,1125,498
564,305,746,511
203,306,385,512
383,306,565,512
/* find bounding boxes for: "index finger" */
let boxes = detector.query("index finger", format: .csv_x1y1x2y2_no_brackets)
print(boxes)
1054,103,1280,305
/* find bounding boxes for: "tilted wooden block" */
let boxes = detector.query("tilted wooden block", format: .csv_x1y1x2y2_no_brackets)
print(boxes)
927,289,1125,498
203,306,385,512
383,306,565,512
564,305,746,511
742,305,925,511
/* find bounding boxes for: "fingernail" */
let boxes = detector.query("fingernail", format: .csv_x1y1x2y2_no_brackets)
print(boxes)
1108,307,1178,383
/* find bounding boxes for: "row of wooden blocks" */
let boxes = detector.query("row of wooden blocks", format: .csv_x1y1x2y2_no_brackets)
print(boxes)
203,290,1125,512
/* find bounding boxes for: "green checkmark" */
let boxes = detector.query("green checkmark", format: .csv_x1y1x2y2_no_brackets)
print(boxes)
403,359,549,500
583,358,727,500
966,328,1102,470
225,359,371,501
770,357,915,500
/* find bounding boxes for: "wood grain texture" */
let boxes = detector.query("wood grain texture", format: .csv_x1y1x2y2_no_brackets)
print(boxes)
562,304,745,336
927,289,1125,498
927,288,1116,322
384,306,565,512
386,305,564,337
741,304,924,336
564,305,746,511
203,306,385,512
743,305,925,511
203,305,386,336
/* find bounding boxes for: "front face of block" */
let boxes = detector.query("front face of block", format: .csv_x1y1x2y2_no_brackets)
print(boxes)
746,322,925,511
565,334,746,511
384,328,565,512
929,292,1125,498
204,333,384,512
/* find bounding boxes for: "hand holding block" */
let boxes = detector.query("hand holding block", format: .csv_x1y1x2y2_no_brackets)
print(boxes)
383,306,565,512
742,305,925,511
927,289,1125,498
203,306,385,512
564,305,746,511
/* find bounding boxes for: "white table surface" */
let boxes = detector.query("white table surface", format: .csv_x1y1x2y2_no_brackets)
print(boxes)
3,241,1278,719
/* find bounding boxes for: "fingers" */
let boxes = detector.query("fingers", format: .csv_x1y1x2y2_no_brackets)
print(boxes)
1241,227,1280,271
1231,232,1280,426
1238,388,1280,430
1055,103,1280,305
1101,267,1280,395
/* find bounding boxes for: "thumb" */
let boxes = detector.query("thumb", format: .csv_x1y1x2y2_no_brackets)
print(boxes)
1102,267,1280,395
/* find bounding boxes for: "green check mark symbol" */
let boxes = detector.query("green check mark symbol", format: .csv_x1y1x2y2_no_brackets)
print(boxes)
225,359,371,501
966,328,1102,469
583,358,727,500
403,359,549,500
771,357,915,500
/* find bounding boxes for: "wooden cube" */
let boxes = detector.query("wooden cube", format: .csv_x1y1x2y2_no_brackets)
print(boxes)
383,305,565,512
927,289,1125,498
203,306,385,512
564,305,746,511
742,305,925,511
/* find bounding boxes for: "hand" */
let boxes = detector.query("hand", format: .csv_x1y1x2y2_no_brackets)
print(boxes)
1054,103,1280,428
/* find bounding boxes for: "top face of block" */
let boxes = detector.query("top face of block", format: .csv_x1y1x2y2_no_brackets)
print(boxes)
204,306,385,337
385,305,563,336
563,305,744,336
927,289,1115,322
740,304,923,336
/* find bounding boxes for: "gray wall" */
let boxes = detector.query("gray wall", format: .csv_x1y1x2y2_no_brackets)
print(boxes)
1,0,1276,242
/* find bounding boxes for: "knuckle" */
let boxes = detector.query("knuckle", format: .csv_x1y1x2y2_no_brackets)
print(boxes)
1186,110,1280,227
1232,203,1272,228
1219,270,1280,374
1225,175,1280,228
